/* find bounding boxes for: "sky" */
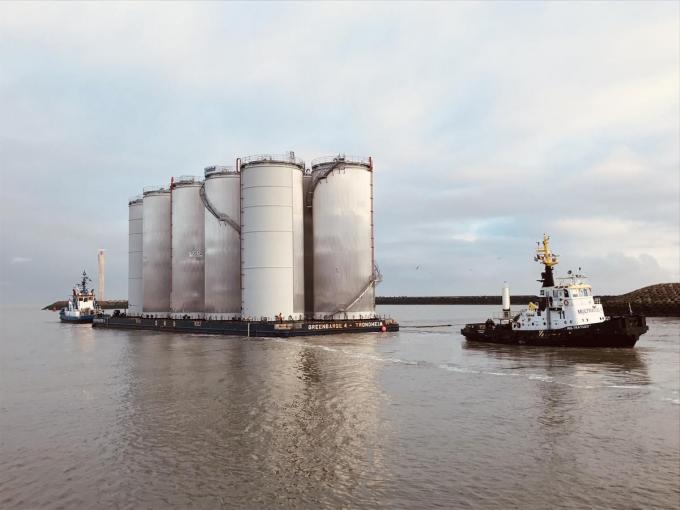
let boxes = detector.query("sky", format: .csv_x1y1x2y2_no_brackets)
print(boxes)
0,1,678,305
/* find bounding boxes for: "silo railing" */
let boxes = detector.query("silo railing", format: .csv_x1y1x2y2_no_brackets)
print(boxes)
204,165,237,178
143,185,167,195
310,155,371,168
240,152,305,169
175,175,202,185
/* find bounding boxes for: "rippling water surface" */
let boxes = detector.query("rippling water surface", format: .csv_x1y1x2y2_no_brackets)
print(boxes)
1,305,678,509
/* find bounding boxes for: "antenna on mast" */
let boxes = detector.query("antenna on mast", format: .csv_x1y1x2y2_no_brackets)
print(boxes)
533,234,559,287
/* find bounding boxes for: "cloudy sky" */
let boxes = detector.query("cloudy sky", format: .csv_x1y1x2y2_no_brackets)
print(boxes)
0,1,678,305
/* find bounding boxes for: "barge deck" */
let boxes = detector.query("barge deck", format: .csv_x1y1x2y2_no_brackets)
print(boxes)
93,315,399,337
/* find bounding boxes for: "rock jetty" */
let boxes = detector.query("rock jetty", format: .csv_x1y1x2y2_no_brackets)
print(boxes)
44,284,680,316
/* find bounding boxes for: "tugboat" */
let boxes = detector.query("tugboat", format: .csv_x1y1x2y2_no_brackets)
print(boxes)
461,235,648,347
59,271,99,323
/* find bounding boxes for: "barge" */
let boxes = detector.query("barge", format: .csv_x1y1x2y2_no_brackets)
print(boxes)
93,314,399,337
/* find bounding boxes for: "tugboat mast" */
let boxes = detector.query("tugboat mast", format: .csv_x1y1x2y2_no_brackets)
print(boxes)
77,270,91,294
534,234,558,287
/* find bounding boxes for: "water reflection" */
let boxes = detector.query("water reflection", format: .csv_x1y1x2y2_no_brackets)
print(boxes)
61,322,96,353
462,342,648,375
461,342,653,493
110,333,390,507
2,309,678,509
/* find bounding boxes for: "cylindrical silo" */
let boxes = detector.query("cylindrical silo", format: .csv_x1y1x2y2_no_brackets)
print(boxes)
311,155,376,319
303,173,314,317
127,196,143,316
240,153,305,320
142,186,171,316
203,166,241,319
171,176,205,318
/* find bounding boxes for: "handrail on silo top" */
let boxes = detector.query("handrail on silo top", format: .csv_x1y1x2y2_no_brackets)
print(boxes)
310,155,371,168
204,165,237,178
240,152,305,169
128,194,143,204
174,175,202,186
142,185,168,195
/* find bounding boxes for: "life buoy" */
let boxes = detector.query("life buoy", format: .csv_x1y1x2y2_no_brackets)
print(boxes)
564,299,569,306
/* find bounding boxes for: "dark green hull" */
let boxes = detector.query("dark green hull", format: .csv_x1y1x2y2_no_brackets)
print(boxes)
93,315,398,338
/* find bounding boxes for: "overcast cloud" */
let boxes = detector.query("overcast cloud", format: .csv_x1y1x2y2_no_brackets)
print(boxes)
0,1,678,305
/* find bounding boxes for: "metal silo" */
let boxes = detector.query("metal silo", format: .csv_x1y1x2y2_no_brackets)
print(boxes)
202,165,241,319
142,186,171,315
311,155,377,319
127,196,143,315
303,173,314,316
240,152,305,320
171,176,205,318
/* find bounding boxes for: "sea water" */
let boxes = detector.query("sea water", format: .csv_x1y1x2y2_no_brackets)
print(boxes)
1,305,678,509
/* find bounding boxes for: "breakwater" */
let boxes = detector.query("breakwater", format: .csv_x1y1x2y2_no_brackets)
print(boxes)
44,284,680,317
598,283,680,317
42,300,127,311
377,283,680,317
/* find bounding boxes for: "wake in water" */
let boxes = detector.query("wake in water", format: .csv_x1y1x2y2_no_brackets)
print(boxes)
270,337,678,405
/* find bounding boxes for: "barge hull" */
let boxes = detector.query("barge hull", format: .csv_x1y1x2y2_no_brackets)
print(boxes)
93,316,398,337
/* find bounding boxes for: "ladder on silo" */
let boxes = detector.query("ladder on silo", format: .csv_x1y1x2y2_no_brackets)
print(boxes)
305,158,347,207
199,182,241,235
331,263,382,319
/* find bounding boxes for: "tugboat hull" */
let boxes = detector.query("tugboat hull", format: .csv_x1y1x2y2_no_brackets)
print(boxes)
461,315,648,348
59,313,95,324
60,318,94,324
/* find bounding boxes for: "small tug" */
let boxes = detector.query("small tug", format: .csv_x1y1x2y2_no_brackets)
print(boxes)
461,235,648,348
59,271,99,323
